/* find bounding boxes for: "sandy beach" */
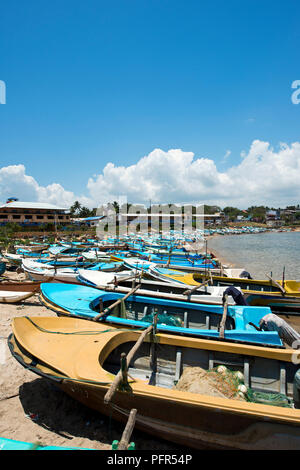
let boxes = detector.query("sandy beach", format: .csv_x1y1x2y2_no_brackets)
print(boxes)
0,271,185,451
1,237,300,451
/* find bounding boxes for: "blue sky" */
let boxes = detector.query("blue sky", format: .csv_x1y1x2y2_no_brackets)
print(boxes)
1,0,300,208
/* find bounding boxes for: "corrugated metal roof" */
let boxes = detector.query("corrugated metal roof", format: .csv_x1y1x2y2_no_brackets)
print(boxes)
80,216,105,221
0,201,68,210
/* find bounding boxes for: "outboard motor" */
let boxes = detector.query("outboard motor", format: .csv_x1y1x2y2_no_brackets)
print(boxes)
259,313,300,347
222,286,248,306
239,270,253,279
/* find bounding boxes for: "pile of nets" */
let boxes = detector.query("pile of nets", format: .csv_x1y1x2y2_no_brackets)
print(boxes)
246,389,293,408
174,366,246,401
174,365,294,408
141,312,183,328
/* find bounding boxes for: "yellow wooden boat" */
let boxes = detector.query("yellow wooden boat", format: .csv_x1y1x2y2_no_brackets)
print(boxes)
9,316,300,449
149,267,300,314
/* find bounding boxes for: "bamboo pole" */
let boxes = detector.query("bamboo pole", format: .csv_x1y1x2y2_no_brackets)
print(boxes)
93,283,142,321
102,284,227,305
104,322,154,404
120,352,129,388
149,312,158,386
266,273,286,295
117,408,137,450
183,278,210,297
107,274,137,285
167,247,172,267
219,294,228,339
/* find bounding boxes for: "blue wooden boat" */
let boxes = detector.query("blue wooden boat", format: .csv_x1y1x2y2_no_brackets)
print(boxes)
0,437,90,450
48,245,83,256
16,249,50,258
112,253,217,270
137,253,218,269
0,261,6,276
40,283,282,347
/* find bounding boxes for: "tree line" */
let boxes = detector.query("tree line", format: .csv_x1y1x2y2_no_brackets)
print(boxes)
69,201,300,223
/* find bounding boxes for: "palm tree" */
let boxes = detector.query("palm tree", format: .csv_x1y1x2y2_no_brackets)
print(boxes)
112,201,120,214
70,201,82,217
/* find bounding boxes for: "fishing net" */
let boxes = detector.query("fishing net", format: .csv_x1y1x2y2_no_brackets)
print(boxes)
245,389,293,408
141,312,183,328
174,366,246,400
111,300,127,319
175,365,294,408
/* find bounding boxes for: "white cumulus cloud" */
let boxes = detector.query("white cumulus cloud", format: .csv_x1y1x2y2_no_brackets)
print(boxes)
1,140,300,209
88,141,300,208
0,164,93,208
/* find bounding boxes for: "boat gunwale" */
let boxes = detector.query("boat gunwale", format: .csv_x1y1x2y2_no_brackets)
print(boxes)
8,318,300,424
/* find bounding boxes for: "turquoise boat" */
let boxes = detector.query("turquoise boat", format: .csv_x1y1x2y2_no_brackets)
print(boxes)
0,437,90,450
40,283,283,347
16,249,50,258
0,261,6,276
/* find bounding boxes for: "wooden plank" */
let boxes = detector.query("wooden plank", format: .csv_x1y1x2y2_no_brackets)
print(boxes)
102,285,221,305
266,274,286,295
219,295,228,339
107,275,137,285
117,408,137,450
93,284,142,321
104,322,154,404
183,279,210,297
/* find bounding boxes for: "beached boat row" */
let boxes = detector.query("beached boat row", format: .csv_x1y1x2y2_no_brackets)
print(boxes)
1,234,300,449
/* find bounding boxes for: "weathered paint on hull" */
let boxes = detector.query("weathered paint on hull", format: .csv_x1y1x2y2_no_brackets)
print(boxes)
59,380,300,450
245,294,300,314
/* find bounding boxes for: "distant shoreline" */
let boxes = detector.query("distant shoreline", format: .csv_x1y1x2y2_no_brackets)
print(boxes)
205,230,300,279
205,228,300,271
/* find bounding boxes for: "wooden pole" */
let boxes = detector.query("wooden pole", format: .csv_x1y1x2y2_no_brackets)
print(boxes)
104,323,153,404
120,352,129,388
219,294,228,339
103,284,230,305
205,238,207,279
183,278,210,297
93,283,141,321
149,312,158,386
167,247,172,267
153,311,158,335
266,273,286,295
132,274,136,290
117,408,137,450
107,274,136,285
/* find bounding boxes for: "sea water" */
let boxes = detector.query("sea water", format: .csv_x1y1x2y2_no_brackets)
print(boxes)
208,231,300,280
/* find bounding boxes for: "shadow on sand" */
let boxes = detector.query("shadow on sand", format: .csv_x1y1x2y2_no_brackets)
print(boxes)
18,377,187,450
